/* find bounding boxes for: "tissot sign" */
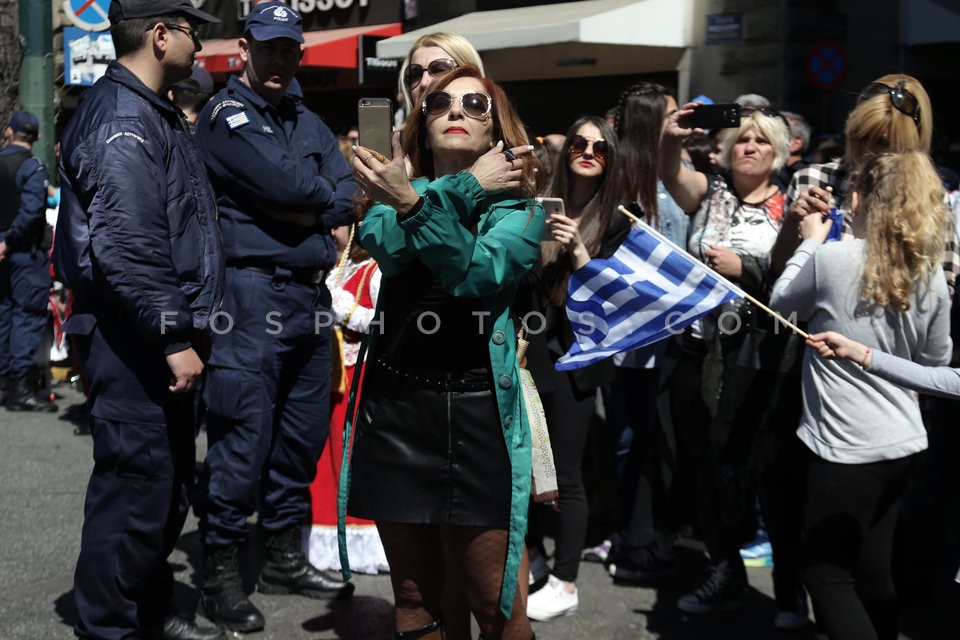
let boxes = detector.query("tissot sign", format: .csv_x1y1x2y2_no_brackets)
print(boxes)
200,1,400,40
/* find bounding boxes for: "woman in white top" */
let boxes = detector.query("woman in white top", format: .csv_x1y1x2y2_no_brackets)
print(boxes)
770,150,951,640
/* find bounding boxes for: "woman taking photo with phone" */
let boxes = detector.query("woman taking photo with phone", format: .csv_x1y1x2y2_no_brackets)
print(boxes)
659,105,805,623
519,114,627,621
344,65,542,640
770,150,951,640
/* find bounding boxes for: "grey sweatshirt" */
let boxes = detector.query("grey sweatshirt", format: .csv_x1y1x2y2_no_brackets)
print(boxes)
771,238,952,464
869,349,960,399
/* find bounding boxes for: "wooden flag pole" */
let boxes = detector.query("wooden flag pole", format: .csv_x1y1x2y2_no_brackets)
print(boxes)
616,205,809,339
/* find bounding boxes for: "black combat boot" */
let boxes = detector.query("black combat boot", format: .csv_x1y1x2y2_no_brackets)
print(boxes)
0,376,8,406
257,525,355,599
141,614,226,640
6,376,58,412
200,545,265,632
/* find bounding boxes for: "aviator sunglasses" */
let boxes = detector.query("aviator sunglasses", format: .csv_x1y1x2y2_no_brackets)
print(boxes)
858,81,921,129
404,58,458,88
422,91,493,121
567,134,608,163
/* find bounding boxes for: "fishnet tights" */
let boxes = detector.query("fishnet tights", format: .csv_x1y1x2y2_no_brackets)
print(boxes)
377,522,533,640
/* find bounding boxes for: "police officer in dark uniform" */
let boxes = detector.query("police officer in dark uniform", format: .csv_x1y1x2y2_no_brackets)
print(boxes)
194,3,355,633
0,110,58,412
55,1,226,639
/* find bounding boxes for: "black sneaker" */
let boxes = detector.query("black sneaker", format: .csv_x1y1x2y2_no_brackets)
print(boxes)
677,560,748,614
607,545,677,583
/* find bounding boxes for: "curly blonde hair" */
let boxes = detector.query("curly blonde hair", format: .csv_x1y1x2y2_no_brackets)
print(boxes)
857,150,947,311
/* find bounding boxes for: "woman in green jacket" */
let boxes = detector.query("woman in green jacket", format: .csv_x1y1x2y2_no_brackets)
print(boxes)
341,65,543,640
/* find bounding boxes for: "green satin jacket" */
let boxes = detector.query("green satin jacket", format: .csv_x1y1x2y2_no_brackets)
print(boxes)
337,171,545,617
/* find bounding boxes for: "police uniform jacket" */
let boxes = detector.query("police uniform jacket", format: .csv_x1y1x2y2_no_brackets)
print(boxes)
338,172,545,617
195,76,354,272
0,145,48,251
55,61,224,355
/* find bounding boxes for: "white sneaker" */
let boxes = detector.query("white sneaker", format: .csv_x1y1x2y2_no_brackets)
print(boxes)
526,575,578,621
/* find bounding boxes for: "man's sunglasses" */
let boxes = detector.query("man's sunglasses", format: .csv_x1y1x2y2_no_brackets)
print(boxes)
568,135,608,163
404,58,458,89
741,107,790,131
146,23,203,51
422,91,492,121
858,81,921,129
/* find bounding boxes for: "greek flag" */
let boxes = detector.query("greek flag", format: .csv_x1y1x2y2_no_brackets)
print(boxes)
556,220,746,371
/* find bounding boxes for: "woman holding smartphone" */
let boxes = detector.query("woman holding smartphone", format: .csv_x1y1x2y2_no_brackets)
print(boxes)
519,115,627,621
659,105,803,621
344,65,542,640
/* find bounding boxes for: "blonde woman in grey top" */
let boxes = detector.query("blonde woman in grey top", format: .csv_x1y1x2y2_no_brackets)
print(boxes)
770,150,951,640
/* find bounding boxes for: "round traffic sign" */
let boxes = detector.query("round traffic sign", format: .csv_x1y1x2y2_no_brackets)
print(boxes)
63,0,112,32
806,43,848,89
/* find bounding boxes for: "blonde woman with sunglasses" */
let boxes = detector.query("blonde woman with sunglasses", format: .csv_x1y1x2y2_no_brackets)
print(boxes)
397,32,484,115
344,65,541,640
769,74,955,293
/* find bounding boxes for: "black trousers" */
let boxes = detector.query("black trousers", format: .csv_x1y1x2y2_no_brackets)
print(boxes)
802,451,915,640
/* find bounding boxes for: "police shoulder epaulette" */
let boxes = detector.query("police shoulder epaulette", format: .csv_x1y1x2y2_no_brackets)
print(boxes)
27,156,46,174
209,99,248,125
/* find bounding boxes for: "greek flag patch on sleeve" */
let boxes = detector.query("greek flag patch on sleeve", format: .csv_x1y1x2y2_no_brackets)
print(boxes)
226,112,250,129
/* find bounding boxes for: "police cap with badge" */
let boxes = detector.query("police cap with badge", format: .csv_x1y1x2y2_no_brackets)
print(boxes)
244,1,305,43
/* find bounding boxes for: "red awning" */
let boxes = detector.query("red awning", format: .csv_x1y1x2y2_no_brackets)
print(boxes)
196,23,403,75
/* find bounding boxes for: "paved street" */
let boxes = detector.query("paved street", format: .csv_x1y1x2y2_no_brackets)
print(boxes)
0,382,955,639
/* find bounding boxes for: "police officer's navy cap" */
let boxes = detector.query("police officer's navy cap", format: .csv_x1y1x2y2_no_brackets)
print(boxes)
8,111,39,136
245,2,304,44
108,0,221,25
173,64,214,95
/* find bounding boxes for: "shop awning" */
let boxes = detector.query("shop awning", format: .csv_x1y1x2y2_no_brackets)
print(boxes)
376,0,691,81
196,23,403,76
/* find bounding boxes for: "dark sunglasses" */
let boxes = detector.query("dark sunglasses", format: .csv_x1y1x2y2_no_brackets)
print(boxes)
422,91,492,120
567,135,608,163
404,58,458,88
740,107,790,131
858,81,921,129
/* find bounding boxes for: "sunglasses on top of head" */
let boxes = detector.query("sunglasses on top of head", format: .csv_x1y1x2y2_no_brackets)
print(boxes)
740,107,790,131
858,81,921,129
422,91,492,121
404,58,458,88
568,135,608,163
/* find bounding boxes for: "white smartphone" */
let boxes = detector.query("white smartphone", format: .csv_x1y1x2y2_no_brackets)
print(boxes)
537,197,565,241
357,97,393,159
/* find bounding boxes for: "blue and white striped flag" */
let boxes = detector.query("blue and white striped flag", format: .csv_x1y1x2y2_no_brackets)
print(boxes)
556,219,746,371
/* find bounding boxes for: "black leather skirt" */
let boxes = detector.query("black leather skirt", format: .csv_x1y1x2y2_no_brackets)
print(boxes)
347,359,512,527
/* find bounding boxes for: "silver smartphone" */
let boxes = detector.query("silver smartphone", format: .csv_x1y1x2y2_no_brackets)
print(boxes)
537,197,565,241
357,97,392,159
